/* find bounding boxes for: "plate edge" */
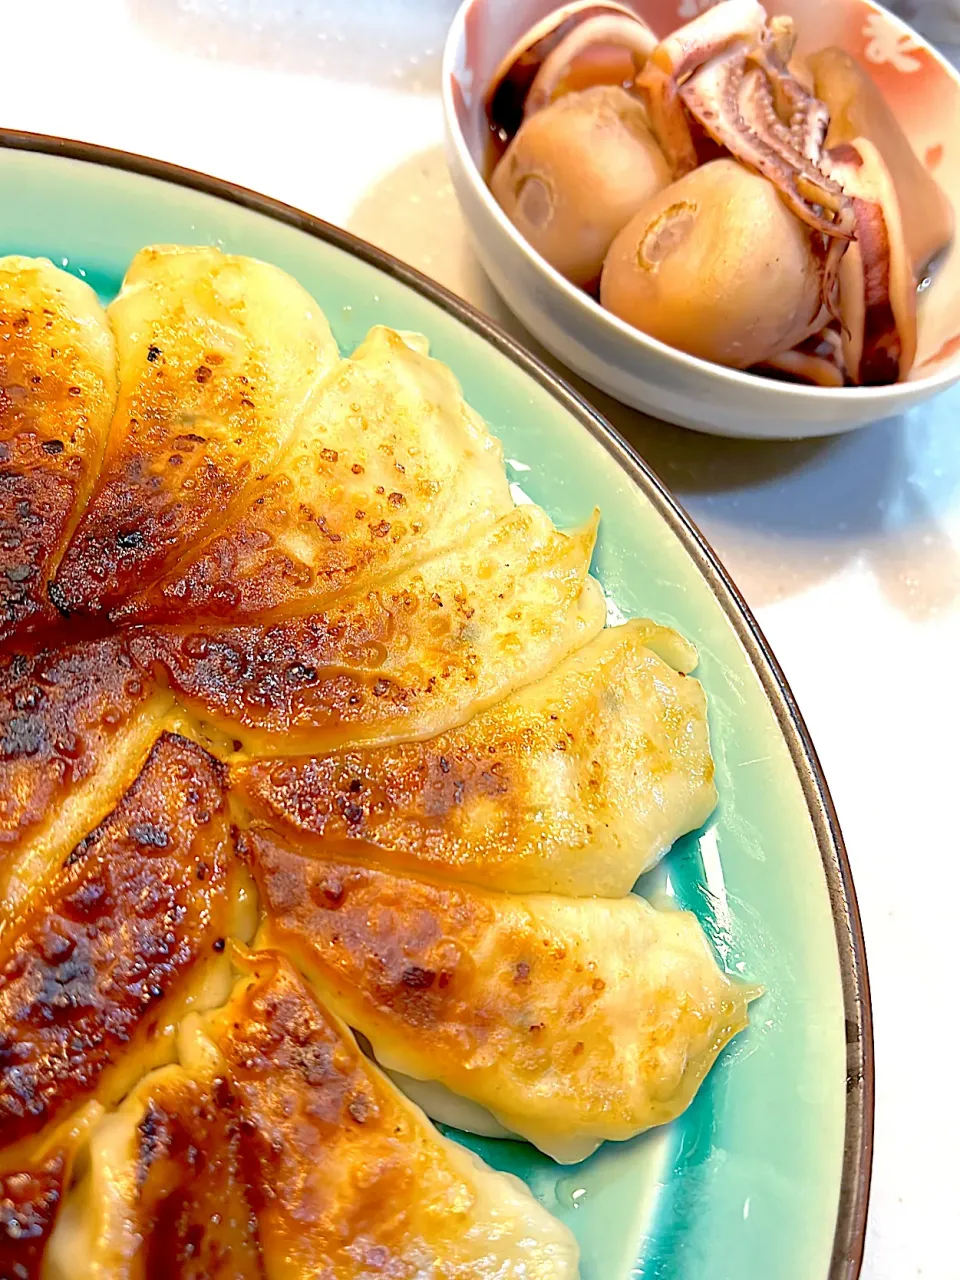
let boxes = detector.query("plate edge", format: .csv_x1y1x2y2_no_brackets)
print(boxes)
0,125,875,1279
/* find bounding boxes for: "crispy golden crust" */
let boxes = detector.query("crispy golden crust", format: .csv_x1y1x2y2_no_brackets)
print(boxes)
129,506,604,757
121,1071,262,1280
200,952,578,1278
0,258,118,641
0,1155,64,1278
233,621,716,895
0,733,232,1149
0,1104,101,1279
211,955,465,1274
43,1066,262,1280
50,960,576,1279
0,636,173,906
120,326,512,626
54,247,338,615
0,244,740,1271
246,828,752,1162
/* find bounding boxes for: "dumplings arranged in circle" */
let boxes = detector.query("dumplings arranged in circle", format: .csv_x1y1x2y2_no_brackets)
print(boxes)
0,248,756,1279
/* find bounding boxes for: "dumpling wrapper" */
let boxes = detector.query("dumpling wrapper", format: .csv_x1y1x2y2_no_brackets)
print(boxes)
244,829,756,1163
54,246,339,614
234,619,717,895
48,1064,261,1280
0,1102,103,1280
131,504,605,757
0,733,253,1156
0,636,175,909
49,951,580,1279
119,325,514,625
0,256,118,640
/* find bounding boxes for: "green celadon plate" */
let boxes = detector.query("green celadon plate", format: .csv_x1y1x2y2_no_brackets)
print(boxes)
0,131,872,1280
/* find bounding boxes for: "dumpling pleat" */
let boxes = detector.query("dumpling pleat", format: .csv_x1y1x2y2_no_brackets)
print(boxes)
0,257,118,642
232,618,717,896
117,324,514,626
48,951,580,1280
129,504,606,757
243,824,756,1164
53,246,340,615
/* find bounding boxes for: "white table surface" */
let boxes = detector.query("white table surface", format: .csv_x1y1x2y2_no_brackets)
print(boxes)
7,3,957,1276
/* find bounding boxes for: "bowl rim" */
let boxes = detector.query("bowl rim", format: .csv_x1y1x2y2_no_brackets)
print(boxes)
0,124,873,1280
441,0,960,403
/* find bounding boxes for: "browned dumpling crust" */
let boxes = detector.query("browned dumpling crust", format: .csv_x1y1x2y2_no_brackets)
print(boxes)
54,247,339,616
0,1149,66,1279
203,952,580,1278
50,953,579,1279
0,733,236,1152
68,1067,263,1280
131,506,604,757
0,244,744,1278
0,257,118,640
119,326,513,626
233,619,716,896
0,635,174,907
122,1076,262,1280
0,1104,102,1280
244,826,754,1164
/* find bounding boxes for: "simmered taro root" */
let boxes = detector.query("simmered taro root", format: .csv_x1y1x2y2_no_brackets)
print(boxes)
485,0,950,386
600,160,822,367
491,86,671,287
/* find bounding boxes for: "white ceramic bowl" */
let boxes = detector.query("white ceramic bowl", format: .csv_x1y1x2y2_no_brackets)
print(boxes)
442,0,960,437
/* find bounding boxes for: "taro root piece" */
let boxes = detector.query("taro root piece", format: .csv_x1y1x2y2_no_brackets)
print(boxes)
486,1,654,143
629,0,855,289
809,46,954,276
623,0,857,325
599,158,822,368
827,137,917,385
491,85,671,287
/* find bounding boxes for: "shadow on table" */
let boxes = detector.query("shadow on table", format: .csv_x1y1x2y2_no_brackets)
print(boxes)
125,0,461,92
349,144,960,621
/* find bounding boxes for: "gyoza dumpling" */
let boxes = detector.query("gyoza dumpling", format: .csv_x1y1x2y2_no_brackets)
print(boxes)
48,1064,261,1279
131,505,605,757
0,636,175,908
0,733,251,1151
50,951,579,1279
119,326,513,625
207,954,579,1278
234,619,716,895
244,828,755,1163
54,247,339,615
0,257,118,640
0,1102,103,1280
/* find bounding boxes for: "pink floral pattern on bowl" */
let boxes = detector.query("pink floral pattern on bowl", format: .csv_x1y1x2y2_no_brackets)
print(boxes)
449,0,960,379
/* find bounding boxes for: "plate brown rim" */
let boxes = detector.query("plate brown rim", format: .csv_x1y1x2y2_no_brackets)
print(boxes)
0,125,874,1279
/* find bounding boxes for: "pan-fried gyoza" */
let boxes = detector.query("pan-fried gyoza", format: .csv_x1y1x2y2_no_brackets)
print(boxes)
0,246,752,1275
